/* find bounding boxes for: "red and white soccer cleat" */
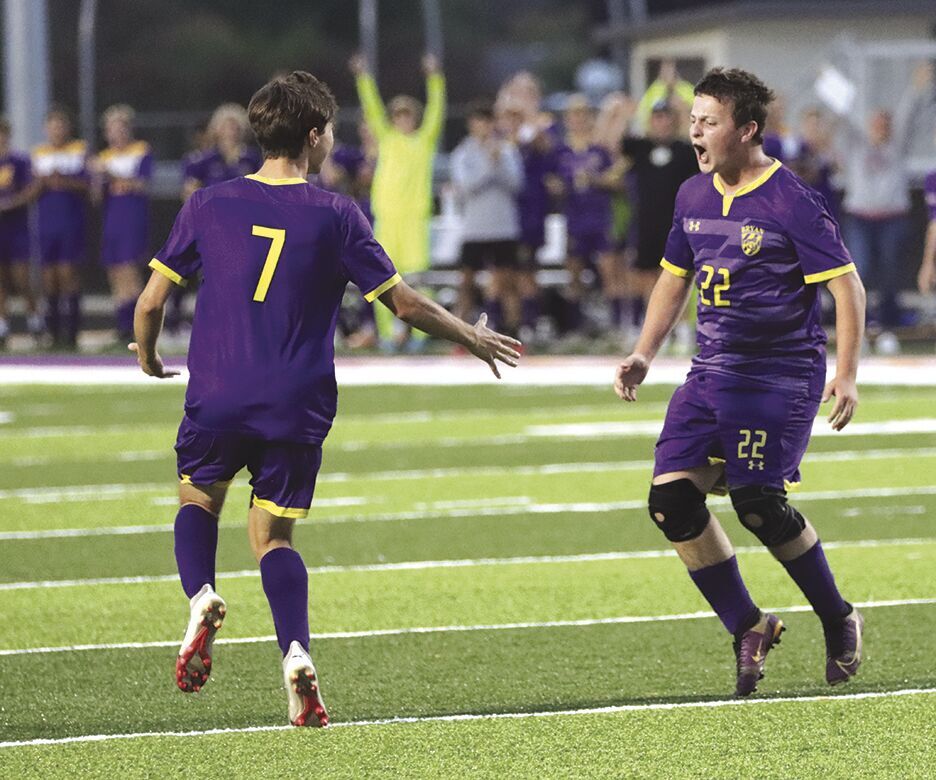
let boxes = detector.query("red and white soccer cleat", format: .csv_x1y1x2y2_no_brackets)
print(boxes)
176,584,226,693
283,641,329,727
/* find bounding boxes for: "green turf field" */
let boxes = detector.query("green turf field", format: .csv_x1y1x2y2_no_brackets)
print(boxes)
0,381,934,778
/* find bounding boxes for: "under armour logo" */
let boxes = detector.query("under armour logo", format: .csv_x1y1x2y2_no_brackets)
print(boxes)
687,220,701,232
748,461,765,471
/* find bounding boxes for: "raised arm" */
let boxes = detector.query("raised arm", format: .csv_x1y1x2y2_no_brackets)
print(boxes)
823,271,865,430
379,280,520,378
418,54,446,144
614,269,693,401
351,54,390,139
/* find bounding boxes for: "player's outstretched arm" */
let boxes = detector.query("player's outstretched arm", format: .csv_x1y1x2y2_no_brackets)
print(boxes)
614,269,692,402
128,271,180,379
378,280,521,378
822,271,865,430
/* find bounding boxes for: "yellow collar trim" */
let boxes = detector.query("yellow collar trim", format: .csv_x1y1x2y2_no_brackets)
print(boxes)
713,159,782,216
245,173,307,185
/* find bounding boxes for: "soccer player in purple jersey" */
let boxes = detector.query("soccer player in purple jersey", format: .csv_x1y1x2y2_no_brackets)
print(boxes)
614,68,867,696
32,107,90,349
0,118,42,346
551,95,622,335
130,71,520,727
93,105,153,343
181,104,262,199
918,166,936,294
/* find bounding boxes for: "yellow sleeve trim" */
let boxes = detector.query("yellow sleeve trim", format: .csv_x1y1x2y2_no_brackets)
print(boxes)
803,262,856,285
660,258,690,278
363,272,402,302
252,496,309,519
149,258,188,287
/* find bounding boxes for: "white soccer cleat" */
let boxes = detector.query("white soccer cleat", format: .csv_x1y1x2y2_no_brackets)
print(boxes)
282,640,329,727
176,583,226,693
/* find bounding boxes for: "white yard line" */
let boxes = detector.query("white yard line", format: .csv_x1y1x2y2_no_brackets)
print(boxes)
3,443,936,506
0,687,934,750
0,538,931,593
3,484,936,540
2,355,936,386
0,597,931,659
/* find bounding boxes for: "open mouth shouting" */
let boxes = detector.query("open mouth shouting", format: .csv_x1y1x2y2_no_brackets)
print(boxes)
693,143,710,167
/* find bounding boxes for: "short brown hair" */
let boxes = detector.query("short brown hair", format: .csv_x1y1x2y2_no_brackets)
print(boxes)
694,68,775,145
248,71,337,160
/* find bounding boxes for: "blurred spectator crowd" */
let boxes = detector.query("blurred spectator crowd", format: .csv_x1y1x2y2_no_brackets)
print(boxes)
1,58,935,354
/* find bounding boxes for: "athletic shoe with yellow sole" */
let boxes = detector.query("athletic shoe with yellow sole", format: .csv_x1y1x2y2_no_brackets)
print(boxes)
734,612,784,696
824,607,864,686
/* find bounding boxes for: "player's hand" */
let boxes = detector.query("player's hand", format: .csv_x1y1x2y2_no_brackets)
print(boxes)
918,261,936,294
822,375,858,431
469,313,521,379
349,53,367,76
422,53,440,75
614,353,650,402
128,342,180,379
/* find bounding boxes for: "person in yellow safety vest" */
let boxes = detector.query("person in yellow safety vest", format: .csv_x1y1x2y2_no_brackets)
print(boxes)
350,52,446,349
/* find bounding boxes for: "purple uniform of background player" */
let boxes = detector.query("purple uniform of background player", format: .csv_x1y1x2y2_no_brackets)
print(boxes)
99,141,153,265
516,141,555,253
183,146,263,188
150,175,399,515
555,143,612,260
0,152,31,263
654,161,855,489
328,143,373,224
926,170,936,221
31,141,89,264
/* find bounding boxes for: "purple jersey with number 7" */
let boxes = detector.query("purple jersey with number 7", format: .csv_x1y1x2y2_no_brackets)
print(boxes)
149,174,400,444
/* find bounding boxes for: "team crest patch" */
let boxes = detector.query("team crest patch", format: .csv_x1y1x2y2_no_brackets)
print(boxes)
741,225,764,256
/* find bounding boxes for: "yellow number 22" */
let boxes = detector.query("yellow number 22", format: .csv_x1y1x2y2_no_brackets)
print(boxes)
699,264,731,307
251,225,286,302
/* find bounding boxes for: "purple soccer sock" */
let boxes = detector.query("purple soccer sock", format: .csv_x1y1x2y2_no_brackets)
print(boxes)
520,296,539,329
116,300,135,337
174,504,219,598
781,541,849,624
260,547,310,655
688,556,761,635
45,295,60,340
484,299,504,331
64,294,81,344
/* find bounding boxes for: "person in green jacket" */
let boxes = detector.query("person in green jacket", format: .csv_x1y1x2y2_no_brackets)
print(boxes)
350,52,446,348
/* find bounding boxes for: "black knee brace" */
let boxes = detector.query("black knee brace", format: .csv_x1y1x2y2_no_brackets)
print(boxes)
730,485,805,547
648,479,710,542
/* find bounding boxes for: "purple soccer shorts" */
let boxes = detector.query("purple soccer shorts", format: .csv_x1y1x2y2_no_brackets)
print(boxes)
653,364,825,490
175,416,323,519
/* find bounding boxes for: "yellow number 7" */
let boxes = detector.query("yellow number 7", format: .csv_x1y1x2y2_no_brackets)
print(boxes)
251,225,286,302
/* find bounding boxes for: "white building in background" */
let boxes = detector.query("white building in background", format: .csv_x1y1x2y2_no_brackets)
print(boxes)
597,0,936,173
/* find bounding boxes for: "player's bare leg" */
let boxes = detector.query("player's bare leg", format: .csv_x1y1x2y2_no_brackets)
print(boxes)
564,255,587,334
175,482,227,693
10,262,42,339
249,505,328,727
107,262,142,342
650,465,782,696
